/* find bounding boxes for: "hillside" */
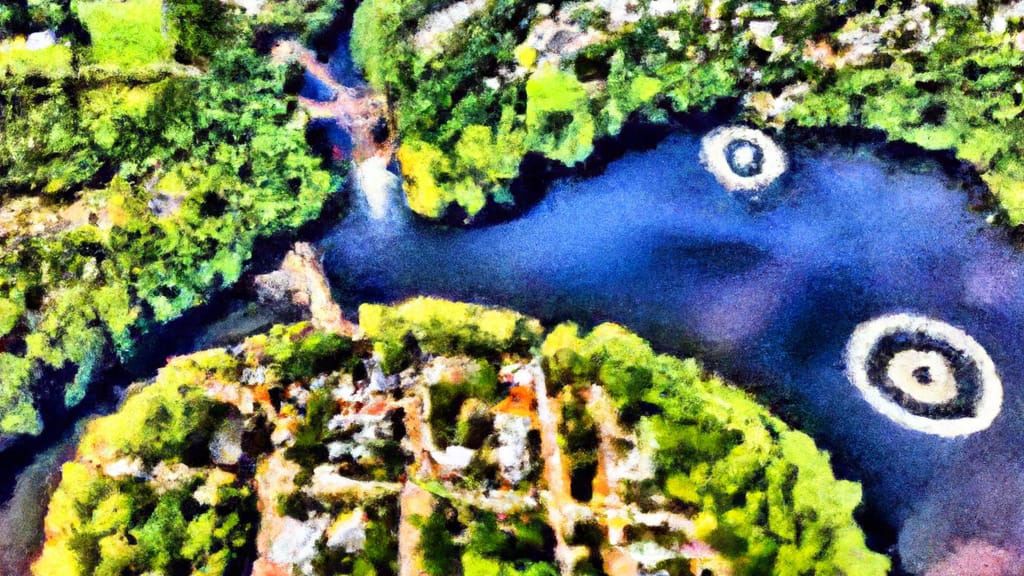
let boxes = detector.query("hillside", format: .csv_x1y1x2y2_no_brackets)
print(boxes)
33,293,889,575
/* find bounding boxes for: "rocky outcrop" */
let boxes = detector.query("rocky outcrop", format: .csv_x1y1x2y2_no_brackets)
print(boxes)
254,242,356,336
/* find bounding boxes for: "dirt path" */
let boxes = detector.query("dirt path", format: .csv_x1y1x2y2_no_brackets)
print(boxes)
398,389,435,576
530,359,578,573
586,385,639,576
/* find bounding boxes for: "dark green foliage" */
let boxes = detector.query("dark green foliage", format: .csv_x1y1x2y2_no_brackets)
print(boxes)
254,0,344,43
35,352,256,575
167,0,233,63
286,388,338,469
566,521,606,576
33,300,887,575
79,350,240,465
310,499,399,576
465,511,556,567
352,0,1024,224
428,360,499,448
264,323,354,382
561,396,599,502
0,0,342,438
363,498,401,575
419,505,461,576
541,322,890,576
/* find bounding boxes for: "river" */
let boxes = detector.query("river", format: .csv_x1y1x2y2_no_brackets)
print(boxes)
3,30,1024,576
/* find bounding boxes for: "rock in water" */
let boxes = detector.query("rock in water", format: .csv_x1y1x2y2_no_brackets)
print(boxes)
254,242,356,335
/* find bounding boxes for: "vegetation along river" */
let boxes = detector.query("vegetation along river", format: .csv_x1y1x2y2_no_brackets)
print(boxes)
6,26,1024,576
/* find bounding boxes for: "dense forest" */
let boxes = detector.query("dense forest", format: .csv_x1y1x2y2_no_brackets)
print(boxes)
6,0,1024,446
34,297,889,575
351,0,1024,222
0,0,344,440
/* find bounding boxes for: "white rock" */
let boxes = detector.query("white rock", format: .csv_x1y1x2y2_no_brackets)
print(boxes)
271,422,296,447
413,0,488,52
748,20,778,43
240,362,266,385
648,0,681,17
226,0,265,15
25,30,56,51
210,420,244,466
513,368,535,388
368,358,400,391
103,457,144,479
306,464,401,499
326,508,367,552
434,445,475,473
595,0,643,29
495,413,533,486
657,29,682,50
150,462,194,493
628,541,680,568
269,516,330,568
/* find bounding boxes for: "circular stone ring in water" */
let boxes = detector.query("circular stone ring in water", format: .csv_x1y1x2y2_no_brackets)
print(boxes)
845,314,1003,437
699,126,787,192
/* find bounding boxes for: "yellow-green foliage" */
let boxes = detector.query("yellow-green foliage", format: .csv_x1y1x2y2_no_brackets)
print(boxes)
82,84,160,150
0,296,21,338
542,322,890,576
0,37,73,78
34,341,254,576
525,65,595,166
360,297,544,372
74,0,175,71
0,353,41,436
0,10,338,437
354,0,1024,226
398,139,451,218
79,349,236,464
261,321,353,383
36,462,252,576
31,299,885,575
398,121,527,219
605,50,666,135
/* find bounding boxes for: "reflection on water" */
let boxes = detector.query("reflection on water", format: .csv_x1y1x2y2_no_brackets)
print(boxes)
321,132,1024,572
4,35,1023,574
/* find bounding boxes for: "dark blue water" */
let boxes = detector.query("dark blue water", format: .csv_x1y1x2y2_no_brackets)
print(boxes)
320,135,1024,572
5,33,1020,575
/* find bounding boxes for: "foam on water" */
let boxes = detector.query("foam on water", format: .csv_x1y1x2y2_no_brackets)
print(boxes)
321,133,1024,571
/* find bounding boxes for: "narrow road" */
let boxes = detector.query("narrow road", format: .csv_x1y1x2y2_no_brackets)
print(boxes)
530,359,578,573
398,390,434,576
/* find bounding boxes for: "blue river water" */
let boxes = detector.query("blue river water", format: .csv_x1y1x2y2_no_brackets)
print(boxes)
319,133,1024,572
4,35,1021,575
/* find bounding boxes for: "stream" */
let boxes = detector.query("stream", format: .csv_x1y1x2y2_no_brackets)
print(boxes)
4,29,1024,575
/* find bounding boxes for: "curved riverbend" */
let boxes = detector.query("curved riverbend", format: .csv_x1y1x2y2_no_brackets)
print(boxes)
321,131,1024,573
5,35,1024,575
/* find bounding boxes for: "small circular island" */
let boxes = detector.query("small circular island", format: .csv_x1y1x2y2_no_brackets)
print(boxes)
845,313,1003,437
699,126,787,193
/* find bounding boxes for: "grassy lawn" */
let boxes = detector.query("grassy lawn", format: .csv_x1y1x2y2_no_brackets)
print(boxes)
75,0,174,70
